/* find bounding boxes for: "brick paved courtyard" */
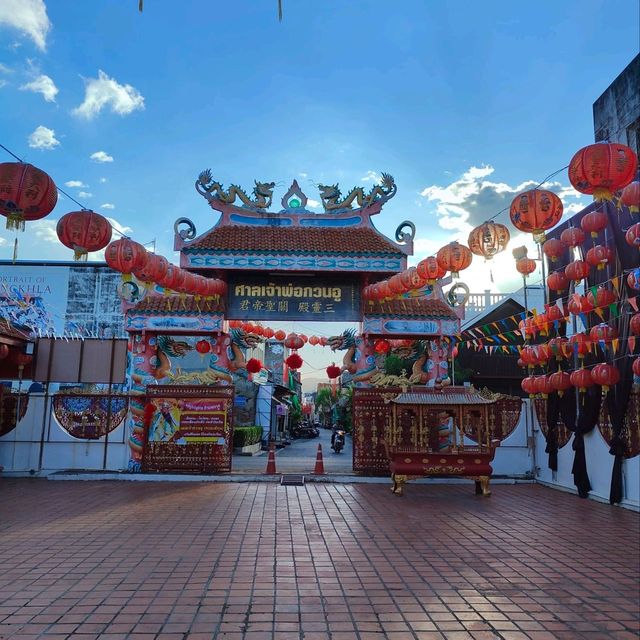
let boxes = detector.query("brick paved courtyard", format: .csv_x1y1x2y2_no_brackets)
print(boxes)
0,480,638,640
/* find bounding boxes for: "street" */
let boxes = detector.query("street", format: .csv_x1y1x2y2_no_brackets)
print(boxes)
231,426,353,475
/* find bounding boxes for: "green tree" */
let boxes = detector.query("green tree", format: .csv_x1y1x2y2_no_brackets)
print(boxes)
315,387,334,427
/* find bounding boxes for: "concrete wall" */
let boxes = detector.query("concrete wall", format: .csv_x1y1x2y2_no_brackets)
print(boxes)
533,402,639,511
593,54,640,153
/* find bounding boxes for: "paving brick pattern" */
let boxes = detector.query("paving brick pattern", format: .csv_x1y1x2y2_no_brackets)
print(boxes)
0,480,638,640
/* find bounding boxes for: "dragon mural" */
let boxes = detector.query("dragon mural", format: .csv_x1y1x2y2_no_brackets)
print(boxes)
126,328,263,470
318,172,397,212
328,329,379,385
196,169,276,210
409,339,452,388
327,331,453,389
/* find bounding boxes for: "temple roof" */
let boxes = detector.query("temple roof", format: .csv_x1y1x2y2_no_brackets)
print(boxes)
363,297,458,320
183,225,405,256
131,295,225,315
392,390,495,405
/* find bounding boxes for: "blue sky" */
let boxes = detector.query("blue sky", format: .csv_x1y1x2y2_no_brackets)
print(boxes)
0,0,638,384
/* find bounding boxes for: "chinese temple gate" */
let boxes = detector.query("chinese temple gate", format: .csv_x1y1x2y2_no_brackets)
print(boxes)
122,171,513,474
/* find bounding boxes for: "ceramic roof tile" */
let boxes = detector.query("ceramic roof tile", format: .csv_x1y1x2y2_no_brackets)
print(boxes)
185,225,404,255
363,297,458,320
131,295,225,315
392,391,495,405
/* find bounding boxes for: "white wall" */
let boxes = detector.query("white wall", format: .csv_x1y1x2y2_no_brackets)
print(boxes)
534,402,639,510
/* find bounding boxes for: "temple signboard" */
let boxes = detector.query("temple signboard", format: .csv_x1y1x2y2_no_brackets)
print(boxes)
227,274,361,322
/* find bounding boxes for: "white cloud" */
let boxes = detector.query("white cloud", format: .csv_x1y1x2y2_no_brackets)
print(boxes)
106,217,132,235
99,177,107,183
27,125,59,150
78,191,92,198
64,180,87,188
0,63,12,74
0,80,7,89
73,70,145,119
30,218,58,244
361,170,380,182
100,203,115,210
306,198,321,209
419,164,588,236
20,73,58,102
90,151,113,163
298,172,308,178
0,0,51,51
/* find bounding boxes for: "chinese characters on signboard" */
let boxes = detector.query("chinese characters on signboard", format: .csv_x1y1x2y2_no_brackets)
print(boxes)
227,275,360,322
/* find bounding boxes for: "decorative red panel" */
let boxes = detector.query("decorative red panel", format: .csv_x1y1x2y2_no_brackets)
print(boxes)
533,398,572,449
597,391,639,459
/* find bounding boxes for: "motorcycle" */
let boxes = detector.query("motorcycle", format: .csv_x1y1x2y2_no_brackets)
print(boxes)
331,429,346,453
292,423,319,439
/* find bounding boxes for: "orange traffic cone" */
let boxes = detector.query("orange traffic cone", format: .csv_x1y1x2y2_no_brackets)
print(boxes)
313,443,325,475
265,442,277,475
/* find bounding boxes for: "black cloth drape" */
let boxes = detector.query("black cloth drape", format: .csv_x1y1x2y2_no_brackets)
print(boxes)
545,393,561,471
571,387,602,498
607,357,634,504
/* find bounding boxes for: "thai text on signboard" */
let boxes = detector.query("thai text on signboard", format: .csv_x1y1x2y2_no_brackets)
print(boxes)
227,275,360,321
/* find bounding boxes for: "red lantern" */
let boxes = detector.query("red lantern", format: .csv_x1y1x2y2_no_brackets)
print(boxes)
228,320,242,328
560,227,586,248
416,256,446,283
308,335,319,345
509,189,563,242
0,344,9,360
548,337,569,360
400,266,425,291
544,306,564,330
243,322,255,334
589,323,617,344
580,210,608,239
585,245,614,270
251,325,265,336
56,210,112,260
285,353,303,370
467,221,510,260
263,327,275,339
173,270,197,294
626,223,640,250
195,339,210,355
517,357,526,369
516,257,536,277
378,281,393,299
533,375,554,398
569,333,591,359
565,260,590,284
549,371,572,396
570,368,594,392
520,346,538,367
535,343,553,363
388,274,405,294
320,337,328,346
0,162,58,231
628,269,640,291
547,271,570,293
568,143,638,201
436,242,473,278
542,238,566,263
521,376,537,397
10,351,32,368
591,363,620,392
134,254,169,286
299,334,308,344
374,339,390,354
586,287,616,309
246,358,263,374
630,313,640,336
567,294,585,316
284,333,304,350
105,239,148,277
274,329,286,341
621,180,640,213
326,363,341,379
157,264,184,292
533,314,550,337
633,357,640,377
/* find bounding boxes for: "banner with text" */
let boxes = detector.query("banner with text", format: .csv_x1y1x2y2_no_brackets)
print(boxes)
227,275,361,322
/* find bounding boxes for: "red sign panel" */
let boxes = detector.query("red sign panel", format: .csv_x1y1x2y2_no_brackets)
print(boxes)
141,385,234,473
